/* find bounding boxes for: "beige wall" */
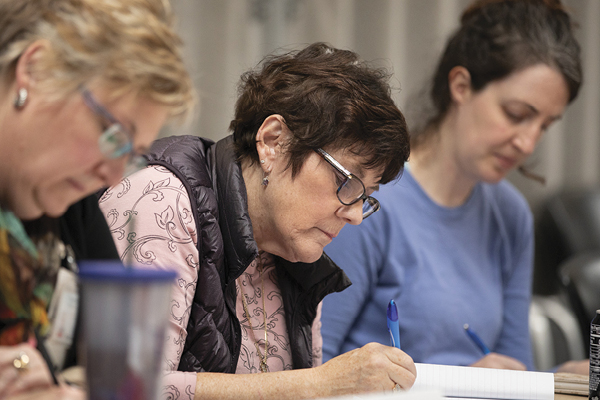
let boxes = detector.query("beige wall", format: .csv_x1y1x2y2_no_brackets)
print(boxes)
169,0,600,215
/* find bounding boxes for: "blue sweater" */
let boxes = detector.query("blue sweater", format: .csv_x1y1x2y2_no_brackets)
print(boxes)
322,169,535,370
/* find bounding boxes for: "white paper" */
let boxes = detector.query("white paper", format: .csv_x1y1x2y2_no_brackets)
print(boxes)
318,388,444,400
411,363,554,400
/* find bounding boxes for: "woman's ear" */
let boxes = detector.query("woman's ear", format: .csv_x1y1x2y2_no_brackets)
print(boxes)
14,40,49,91
255,114,287,172
448,66,472,105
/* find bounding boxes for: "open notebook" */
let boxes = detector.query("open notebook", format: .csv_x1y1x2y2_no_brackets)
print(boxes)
410,363,554,400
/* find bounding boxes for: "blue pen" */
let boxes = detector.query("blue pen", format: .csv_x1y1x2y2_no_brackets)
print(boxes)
387,299,401,349
463,323,490,355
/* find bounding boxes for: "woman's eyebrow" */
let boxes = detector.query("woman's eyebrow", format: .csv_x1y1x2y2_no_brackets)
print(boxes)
350,163,381,192
368,184,380,193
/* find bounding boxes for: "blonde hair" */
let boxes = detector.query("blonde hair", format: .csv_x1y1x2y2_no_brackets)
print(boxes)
0,0,194,120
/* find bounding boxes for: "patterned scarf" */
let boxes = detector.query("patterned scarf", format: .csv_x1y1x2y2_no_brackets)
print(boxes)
0,208,55,345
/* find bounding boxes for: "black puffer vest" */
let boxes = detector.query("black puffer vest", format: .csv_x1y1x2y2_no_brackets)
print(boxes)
145,135,351,373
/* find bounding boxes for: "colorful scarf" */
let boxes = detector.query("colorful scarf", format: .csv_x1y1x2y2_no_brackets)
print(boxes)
0,208,55,345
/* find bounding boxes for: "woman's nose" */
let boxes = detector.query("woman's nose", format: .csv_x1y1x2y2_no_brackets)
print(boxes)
336,200,364,226
94,157,127,187
512,127,540,156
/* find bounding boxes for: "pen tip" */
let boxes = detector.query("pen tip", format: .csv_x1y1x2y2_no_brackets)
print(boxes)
387,299,398,320
463,323,469,330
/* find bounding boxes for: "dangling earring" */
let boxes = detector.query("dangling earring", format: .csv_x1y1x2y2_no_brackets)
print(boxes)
14,87,28,109
262,171,269,187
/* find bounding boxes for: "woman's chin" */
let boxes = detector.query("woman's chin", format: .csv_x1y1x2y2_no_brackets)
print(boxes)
295,247,325,264
8,198,43,220
36,196,71,218
275,248,323,264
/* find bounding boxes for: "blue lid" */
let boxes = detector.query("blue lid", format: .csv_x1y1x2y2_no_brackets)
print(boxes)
78,260,177,282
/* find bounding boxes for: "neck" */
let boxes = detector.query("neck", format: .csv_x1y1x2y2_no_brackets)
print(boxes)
409,116,477,207
0,84,16,214
242,161,279,255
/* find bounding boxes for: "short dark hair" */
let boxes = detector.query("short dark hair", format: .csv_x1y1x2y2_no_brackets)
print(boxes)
415,0,581,146
230,42,409,185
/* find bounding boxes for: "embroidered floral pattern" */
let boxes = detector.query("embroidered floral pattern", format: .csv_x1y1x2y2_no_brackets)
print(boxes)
100,166,199,398
99,165,323,397
235,252,292,373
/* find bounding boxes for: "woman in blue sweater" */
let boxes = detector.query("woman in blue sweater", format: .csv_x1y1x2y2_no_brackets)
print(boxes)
322,0,586,373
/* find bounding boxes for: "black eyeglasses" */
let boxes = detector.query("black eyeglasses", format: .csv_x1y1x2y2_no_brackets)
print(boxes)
315,148,380,219
80,88,146,176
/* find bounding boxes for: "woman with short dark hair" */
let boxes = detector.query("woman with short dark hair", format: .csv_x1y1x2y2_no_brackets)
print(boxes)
100,42,415,399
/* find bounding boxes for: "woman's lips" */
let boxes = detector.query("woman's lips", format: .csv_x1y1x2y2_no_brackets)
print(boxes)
495,154,518,170
320,229,337,241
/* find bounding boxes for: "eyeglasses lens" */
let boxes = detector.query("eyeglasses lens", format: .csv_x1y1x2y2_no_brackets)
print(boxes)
124,155,147,177
338,176,365,205
362,198,380,219
98,124,146,176
98,124,132,159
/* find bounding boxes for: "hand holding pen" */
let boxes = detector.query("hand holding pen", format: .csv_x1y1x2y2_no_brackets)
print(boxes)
463,324,526,370
463,324,490,355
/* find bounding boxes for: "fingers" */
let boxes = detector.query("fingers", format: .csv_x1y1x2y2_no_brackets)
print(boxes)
385,345,417,377
318,342,417,397
4,385,86,400
556,359,589,375
470,353,526,370
0,344,54,398
0,363,20,398
383,346,416,390
351,342,416,391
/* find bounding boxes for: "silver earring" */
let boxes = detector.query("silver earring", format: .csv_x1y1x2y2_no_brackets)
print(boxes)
260,159,265,164
262,172,269,187
14,88,28,109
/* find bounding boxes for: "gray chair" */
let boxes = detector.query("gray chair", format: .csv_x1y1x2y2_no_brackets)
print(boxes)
559,251,600,356
529,294,585,371
534,188,600,295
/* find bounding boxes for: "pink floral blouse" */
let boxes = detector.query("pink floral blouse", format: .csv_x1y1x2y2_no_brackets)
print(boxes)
99,165,323,399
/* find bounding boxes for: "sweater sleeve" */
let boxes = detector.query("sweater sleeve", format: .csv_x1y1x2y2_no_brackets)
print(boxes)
98,165,200,396
321,214,385,362
493,192,535,370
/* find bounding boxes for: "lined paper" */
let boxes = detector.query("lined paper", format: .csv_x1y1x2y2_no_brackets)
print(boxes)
411,363,554,400
319,389,444,400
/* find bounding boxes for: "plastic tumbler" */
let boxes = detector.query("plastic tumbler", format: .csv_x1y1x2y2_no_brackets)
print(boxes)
78,261,176,400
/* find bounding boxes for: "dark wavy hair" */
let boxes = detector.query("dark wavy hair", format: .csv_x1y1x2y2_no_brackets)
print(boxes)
414,0,582,150
230,42,410,185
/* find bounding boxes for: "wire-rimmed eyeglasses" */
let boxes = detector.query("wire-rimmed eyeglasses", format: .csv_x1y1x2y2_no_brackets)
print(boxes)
81,88,146,177
315,148,380,219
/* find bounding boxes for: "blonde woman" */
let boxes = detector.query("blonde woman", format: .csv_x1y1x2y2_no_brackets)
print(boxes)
0,1,193,398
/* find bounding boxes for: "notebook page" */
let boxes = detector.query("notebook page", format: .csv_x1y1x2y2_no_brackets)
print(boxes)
318,389,444,400
411,363,554,400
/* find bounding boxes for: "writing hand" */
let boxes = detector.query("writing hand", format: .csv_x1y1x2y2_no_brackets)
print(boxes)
0,344,55,399
556,359,589,375
315,342,416,396
469,353,526,370
5,385,85,400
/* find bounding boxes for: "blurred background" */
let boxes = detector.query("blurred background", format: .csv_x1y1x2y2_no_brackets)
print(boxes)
167,0,600,369
169,0,600,217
